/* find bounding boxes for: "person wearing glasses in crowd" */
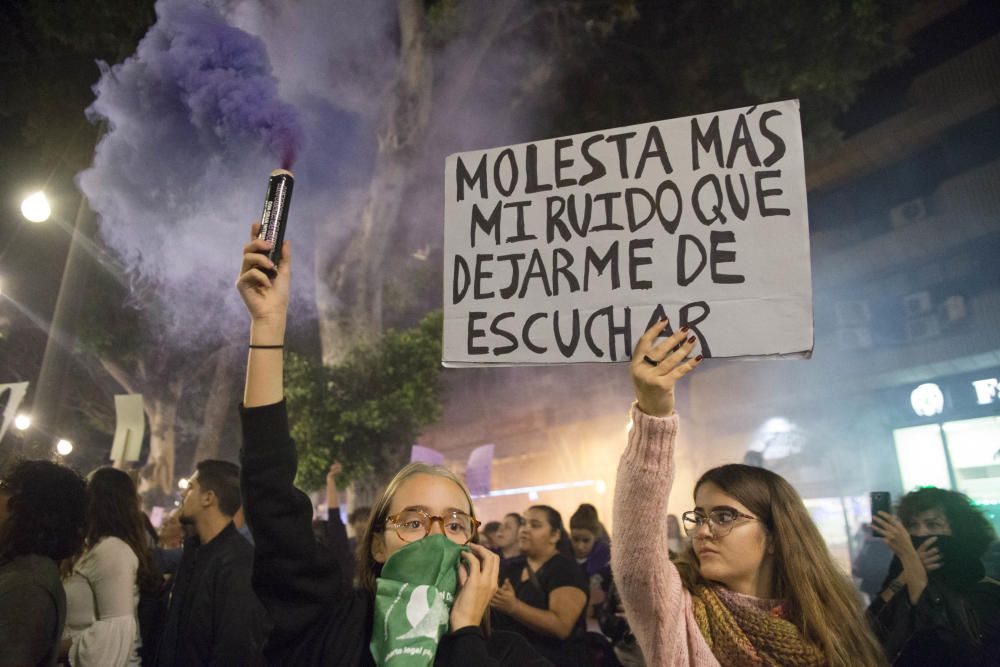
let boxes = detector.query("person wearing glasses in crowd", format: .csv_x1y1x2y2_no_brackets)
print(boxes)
236,228,549,665
612,320,886,667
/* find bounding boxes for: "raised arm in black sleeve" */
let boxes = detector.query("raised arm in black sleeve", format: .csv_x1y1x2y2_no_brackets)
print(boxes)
326,508,356,587
240,400,371,664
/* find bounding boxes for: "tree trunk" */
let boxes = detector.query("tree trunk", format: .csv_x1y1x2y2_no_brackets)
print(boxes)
145,377,184,496
347,478,380,513
99,355,181,498
317,0,432,363
192,343,240,463
347,445,411,510
315,0,519,363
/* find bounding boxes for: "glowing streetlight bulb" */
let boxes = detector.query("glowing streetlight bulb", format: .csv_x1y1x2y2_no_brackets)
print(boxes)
21,191,51,223
177,478,189,490
13,414,31,431
56,439,73,456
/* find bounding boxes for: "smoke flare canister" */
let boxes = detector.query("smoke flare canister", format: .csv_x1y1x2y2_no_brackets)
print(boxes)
257,168,294,275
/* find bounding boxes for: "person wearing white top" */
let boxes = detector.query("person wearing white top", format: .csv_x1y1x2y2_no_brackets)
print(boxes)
61,467,156,667
63,536,141,666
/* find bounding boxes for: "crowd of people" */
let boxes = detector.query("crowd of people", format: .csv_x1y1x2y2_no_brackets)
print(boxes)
1,229,998,666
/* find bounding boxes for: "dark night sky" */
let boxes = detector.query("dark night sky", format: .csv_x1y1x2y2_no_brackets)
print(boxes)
0,0,996,469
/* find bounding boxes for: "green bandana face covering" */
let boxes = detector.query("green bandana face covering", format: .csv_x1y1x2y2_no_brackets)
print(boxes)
370,534,469,666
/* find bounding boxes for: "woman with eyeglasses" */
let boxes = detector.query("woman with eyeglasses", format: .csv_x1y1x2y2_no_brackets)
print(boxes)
612,320,886,667
235,228,549,666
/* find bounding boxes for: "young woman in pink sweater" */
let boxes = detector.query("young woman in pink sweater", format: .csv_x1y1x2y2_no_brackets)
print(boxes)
612,320,885,667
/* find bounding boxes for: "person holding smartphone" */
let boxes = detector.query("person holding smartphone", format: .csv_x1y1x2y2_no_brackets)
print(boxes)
869,487,1000,665
235,227,549,666
612,320,886,667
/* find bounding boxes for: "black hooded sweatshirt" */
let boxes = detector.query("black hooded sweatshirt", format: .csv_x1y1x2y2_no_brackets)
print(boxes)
239,400,550,666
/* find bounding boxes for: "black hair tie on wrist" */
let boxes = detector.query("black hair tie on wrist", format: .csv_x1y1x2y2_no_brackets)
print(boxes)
249,344,284,349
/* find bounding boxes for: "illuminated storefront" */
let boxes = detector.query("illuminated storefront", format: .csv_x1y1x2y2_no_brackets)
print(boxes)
892,369,1000,507
804,369,1000,571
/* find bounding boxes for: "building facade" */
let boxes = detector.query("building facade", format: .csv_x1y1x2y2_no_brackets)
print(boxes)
419,1,1000,571
686,0,1000,567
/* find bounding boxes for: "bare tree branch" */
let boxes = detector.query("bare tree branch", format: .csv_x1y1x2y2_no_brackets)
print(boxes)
98,356,140,395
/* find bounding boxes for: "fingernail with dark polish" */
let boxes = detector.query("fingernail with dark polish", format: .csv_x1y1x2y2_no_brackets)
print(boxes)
687,336,696,344
695,355,704,362
680,326,689,333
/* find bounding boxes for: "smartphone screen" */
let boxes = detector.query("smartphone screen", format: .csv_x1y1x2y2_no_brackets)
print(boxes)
870,491,892,519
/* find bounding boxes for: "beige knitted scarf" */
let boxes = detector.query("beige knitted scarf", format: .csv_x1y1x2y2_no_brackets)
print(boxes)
690,584,825,667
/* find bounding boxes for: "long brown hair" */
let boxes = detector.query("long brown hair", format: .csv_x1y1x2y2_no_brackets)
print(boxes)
676,464,885,667
81,467,159,594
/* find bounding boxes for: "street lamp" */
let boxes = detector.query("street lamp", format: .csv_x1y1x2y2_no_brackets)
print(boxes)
56,438,73,456
19,178,104,461
14,414,31,431
20,192,51,223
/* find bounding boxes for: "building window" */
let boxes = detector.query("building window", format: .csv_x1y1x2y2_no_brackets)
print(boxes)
942,417,1000,505
893,416,1000,505
893,424,952,492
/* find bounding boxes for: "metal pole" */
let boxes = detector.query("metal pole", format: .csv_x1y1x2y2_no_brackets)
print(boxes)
28,182,97,456
938,423,960,490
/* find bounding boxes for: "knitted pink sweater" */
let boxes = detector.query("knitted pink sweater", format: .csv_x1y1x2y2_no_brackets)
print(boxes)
612,405,720,667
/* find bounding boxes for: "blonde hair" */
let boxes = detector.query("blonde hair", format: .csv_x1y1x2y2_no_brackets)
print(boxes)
676,464,886,667
355,463,478,594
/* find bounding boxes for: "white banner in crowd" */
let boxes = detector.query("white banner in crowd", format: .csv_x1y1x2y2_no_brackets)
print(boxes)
443,100,813,366
465,444,495,498
410,444,445,466
111,394,145,463
0,382,29,442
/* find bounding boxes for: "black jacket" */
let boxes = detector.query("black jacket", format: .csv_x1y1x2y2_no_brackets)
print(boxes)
239,400,550,666
868,575,1000,665
155,522,267,666
325,507,356,587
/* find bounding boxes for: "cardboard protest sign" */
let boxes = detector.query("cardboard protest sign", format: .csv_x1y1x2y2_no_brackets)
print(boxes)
443,100,812,366
110,394,145,463
411,444,446,466
0,382,29,442
465,444,494,498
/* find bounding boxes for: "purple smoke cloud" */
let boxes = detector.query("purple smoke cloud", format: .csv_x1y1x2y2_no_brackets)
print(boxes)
96,0,303,166
77,0,356,343
78,0,548,346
